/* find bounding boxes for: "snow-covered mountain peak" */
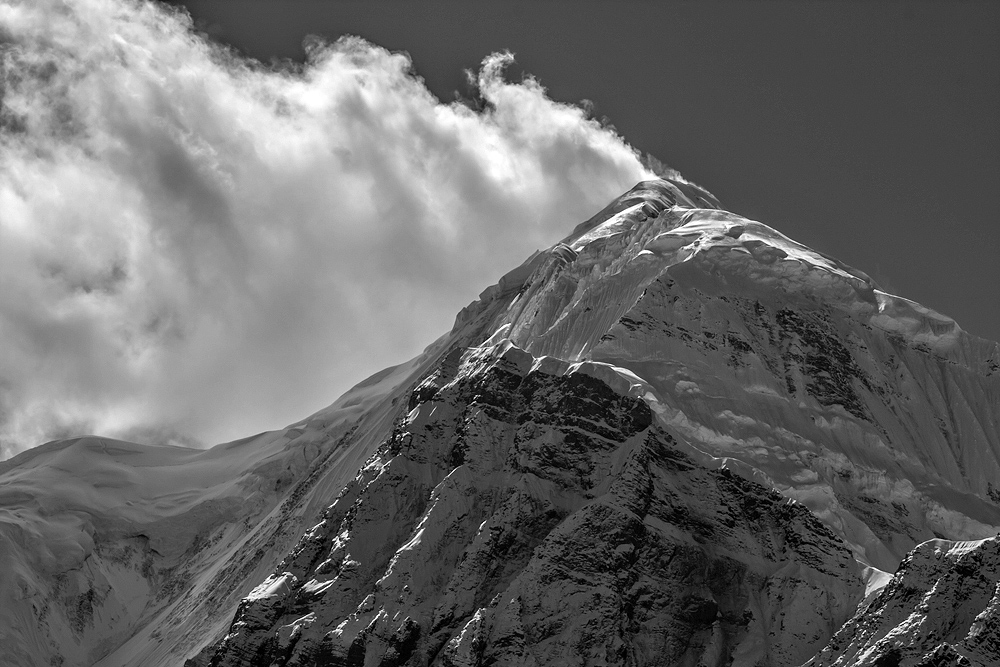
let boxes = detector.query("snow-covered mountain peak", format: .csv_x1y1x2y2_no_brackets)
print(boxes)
450,179,1000,578
2,178,998,667
460,179,983,372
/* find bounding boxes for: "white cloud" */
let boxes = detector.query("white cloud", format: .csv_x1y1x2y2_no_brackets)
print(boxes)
0,0,652,457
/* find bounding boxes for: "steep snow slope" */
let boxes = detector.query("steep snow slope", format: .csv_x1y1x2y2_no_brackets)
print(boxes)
0,430,331,667
484,181,1000,577
195,179,999,666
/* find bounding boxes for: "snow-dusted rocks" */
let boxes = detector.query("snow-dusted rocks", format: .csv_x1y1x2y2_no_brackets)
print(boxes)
197,341,862,667
806,536,1000,667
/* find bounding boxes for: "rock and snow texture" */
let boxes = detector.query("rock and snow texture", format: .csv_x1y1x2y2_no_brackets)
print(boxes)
2,177,999,666
806,537,1000,667
490,181,1000,576
197,342,862,667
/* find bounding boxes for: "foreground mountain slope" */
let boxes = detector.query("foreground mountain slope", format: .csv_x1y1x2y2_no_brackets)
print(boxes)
192,179,999,666
199,342,863,666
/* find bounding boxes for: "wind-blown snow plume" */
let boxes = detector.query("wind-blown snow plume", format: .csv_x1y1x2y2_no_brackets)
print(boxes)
0,0,651,456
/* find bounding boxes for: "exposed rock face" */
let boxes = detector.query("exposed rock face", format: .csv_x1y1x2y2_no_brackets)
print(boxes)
806,537,1000,667
199,342,862,667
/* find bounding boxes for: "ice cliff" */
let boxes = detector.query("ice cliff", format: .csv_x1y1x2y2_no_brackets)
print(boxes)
1,178,998,666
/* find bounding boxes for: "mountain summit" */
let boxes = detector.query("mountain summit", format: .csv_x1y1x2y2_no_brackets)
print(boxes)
2,179,998,666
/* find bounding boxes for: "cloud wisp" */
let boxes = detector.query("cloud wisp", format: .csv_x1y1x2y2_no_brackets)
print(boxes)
0,0,652,457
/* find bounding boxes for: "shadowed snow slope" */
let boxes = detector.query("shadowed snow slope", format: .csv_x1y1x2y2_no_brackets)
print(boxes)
1,178,998,666
0,431,337,666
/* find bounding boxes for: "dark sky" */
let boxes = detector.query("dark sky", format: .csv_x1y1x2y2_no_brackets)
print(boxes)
173,0,999,344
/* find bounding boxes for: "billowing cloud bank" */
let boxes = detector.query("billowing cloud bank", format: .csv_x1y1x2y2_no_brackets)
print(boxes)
0,0,652,457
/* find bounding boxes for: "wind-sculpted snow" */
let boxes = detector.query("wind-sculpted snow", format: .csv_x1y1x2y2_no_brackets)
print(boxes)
197,341,862,666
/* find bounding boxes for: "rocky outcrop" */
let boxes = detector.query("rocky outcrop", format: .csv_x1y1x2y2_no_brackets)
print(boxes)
199,342,863,667
806,537,1000,667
